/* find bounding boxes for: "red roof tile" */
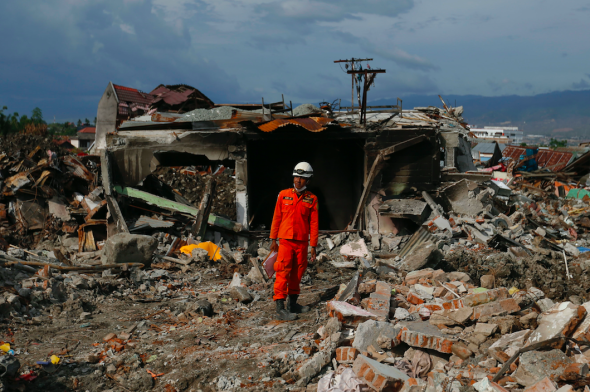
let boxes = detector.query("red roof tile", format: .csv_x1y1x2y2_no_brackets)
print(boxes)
113,84,154,105
149,84,213,109
502,146,574,172
78,127,96,134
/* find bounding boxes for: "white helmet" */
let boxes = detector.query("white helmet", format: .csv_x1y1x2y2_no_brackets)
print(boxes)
293,162,313,178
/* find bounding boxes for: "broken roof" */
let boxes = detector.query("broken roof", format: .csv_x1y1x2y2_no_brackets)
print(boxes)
502,145,574,172
113,84,153,106
149,84,214,112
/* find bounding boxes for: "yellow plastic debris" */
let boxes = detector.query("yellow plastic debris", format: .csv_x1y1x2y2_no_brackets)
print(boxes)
508,287,520,295
180,242,222,261
50,355,60,365
0,343,10,353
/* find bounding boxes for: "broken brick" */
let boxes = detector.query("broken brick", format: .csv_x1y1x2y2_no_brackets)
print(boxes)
451,341,472,359
352,354,409,392
398,321,455,354
522,377,556,392
471,298,520,320
103,333,117,342
406,292,425,306
327,301,377,326
335,347,359,364
462,287,509,307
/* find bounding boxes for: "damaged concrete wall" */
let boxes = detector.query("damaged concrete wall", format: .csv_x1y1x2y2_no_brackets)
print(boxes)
95,82,118,152
439,131,476,172
108,132,237,186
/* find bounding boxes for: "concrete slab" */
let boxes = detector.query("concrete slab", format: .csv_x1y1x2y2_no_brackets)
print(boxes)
526,301,586,346
513,349,573,387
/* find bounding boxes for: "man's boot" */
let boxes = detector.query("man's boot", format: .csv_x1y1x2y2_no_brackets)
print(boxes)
287,295,311,314
275,299,297,321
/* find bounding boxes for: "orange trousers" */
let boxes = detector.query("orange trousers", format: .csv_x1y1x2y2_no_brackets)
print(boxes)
273,239,308,301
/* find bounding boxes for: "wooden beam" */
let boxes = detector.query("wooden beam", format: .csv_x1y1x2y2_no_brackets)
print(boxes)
100,150,129,235
192,177,216,239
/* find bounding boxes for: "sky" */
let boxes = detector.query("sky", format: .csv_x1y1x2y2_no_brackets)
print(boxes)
1,0,589,122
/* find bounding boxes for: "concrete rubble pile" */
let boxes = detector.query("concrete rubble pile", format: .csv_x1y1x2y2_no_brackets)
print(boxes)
0,107,589,392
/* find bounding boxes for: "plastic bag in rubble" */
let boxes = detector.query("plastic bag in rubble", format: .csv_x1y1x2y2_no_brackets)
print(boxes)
317,368,368,392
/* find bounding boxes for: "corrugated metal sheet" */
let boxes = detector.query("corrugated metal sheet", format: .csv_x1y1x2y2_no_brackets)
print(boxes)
398,225,436,259
472,142,497,154
502,146,574,172
258,117,336,133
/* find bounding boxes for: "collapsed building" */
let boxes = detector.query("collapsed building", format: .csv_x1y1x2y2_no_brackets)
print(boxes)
0,81,589,392
95,83,475,243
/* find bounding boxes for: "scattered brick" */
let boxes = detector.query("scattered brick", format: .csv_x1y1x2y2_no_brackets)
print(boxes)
462,287,509,307
398,321,455,354
327,301,377,326
522,377,557,392
103,333,117,342
335,347,359,364
471,298,520,320
352,354,409,392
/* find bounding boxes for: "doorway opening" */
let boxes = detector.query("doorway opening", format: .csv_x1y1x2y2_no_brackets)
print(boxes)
247,137,365,230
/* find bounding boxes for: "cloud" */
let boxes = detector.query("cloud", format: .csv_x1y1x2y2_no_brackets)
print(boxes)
0,0,244,119
572,79,590,89
119,24,136,35
256,0,413,23
369,47,438,71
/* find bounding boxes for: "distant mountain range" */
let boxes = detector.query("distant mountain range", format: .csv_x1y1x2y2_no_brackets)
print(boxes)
367,89,590,139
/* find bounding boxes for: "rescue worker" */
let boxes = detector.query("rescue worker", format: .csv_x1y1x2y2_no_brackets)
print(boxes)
270,162,319,321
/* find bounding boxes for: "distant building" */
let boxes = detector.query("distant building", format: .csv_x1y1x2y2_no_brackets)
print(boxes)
470,126,523,144
77,126,96,150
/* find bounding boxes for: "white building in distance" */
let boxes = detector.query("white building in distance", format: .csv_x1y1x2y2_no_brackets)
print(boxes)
470,126,524,144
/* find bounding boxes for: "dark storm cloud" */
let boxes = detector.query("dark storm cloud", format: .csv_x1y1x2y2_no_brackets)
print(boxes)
0,0,241,120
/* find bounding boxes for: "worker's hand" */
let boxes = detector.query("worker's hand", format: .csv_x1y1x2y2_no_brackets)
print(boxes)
310,247,317,263
270,239,279,254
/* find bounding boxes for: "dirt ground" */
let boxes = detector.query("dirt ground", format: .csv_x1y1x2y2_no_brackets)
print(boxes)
0,255,358,391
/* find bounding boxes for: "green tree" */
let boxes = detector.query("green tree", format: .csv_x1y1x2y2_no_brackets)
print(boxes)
94,117,97,125
9,112,20,131
84,118,90,124
0,106,9,135
31,107,44,124
549,138,567,149
77,119,82,127
520,142,527,146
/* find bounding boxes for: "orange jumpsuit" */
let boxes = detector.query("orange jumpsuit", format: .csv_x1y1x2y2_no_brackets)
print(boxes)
270,188,319,301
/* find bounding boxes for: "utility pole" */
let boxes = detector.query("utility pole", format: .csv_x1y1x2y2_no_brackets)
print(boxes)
334,58,386,125
334,58,373,112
